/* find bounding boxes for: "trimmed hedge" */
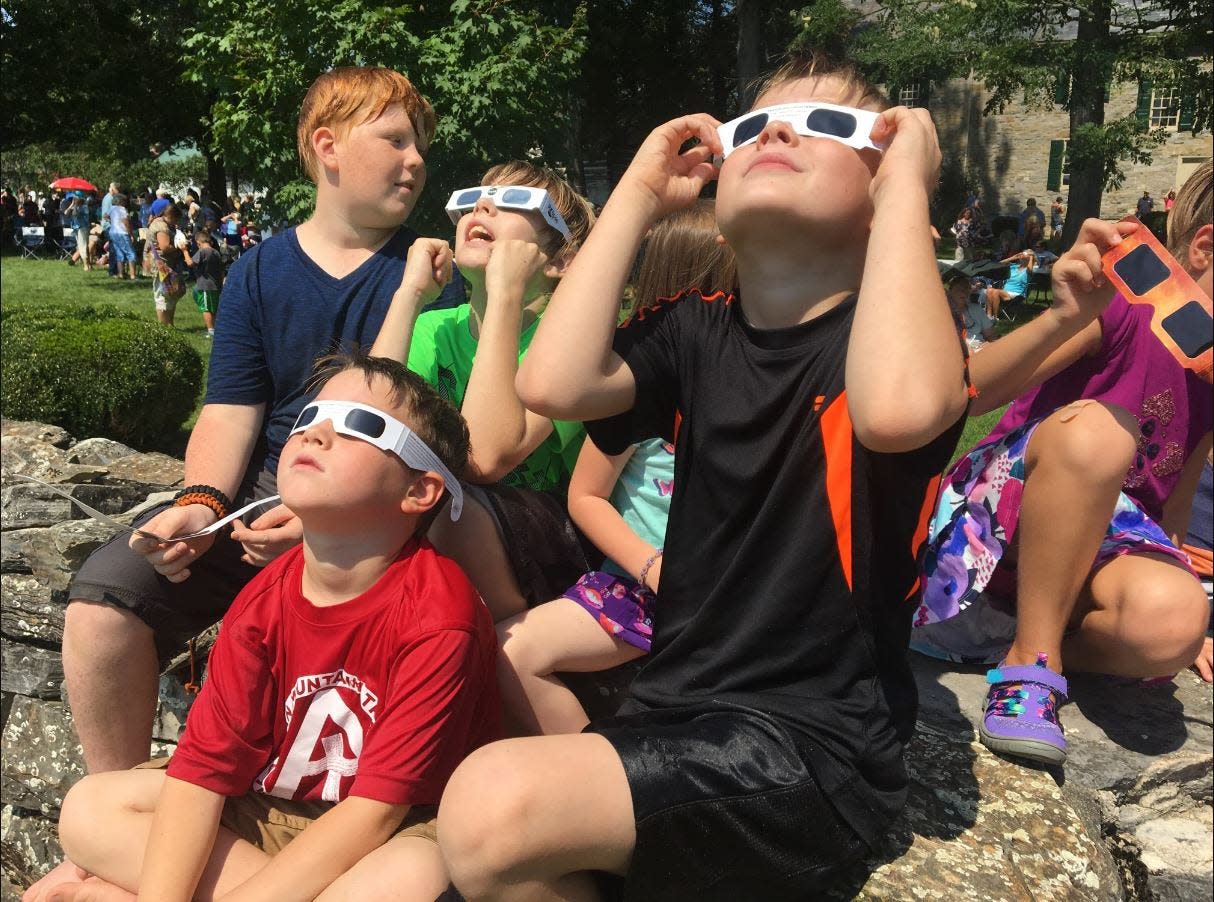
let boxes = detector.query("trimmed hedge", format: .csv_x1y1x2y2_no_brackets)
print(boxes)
1,304,203,448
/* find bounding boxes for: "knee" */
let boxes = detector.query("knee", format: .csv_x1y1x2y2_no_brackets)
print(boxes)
63,601,151,659
438,744,542,899
1035,402,1138,480
1117,579,1209,670
58,775,108,866
497,619,552,679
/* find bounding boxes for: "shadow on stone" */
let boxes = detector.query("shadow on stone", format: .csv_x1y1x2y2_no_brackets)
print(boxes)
1069,673,1189,757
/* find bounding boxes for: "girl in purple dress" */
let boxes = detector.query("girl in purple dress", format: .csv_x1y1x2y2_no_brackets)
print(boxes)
916,159,1213,767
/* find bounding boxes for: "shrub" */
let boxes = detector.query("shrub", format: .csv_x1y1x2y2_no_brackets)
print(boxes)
1,304,203,448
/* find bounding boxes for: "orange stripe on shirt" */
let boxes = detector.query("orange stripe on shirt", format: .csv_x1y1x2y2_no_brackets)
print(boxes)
819,392,853,592
903,474,944,602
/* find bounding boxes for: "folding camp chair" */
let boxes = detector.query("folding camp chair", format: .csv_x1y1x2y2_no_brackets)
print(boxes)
19,226,46,259
55,229,77,261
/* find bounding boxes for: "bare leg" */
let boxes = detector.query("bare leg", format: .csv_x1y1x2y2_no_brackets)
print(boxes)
1005,401,1137,672
985,287,1009,319
58,770,268,899
439,734,635,902
1064,553,1208,677
497,600,644,735
62,602,159,773
429,494,527,622
317,835,448,902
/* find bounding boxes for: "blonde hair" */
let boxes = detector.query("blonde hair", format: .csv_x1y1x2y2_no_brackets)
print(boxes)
750,50,889,112
297,67,436,183
481,161,596,253
633,201,737,306
1167,158,1213,262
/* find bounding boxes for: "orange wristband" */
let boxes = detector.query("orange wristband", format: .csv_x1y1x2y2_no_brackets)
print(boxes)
174,492,226,520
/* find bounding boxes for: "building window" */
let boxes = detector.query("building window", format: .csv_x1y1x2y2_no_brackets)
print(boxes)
897,81,924,108
1149,87,1181,130
1047,139,1071,192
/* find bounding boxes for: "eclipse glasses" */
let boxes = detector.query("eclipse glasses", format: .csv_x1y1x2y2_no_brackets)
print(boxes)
290,400,464,520
1101,216,1212,383
445,185,571,241
716,102,885,160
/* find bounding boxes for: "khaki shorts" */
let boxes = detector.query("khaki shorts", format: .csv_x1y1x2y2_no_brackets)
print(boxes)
138,758,438,854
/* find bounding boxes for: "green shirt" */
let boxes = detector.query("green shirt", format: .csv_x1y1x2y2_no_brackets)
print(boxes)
407,303,585,493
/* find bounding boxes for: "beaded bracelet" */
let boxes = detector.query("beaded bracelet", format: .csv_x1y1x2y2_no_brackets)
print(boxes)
174,492,226,520
173,483,233,518
638,548,663,591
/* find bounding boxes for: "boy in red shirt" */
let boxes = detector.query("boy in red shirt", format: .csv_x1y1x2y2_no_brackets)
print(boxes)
44,351,499,902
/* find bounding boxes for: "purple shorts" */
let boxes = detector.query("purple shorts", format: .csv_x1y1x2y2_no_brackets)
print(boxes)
561,571,655,653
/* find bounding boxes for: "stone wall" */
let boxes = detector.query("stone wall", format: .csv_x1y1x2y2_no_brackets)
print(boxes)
2,419,1210,899
928,76,1212,219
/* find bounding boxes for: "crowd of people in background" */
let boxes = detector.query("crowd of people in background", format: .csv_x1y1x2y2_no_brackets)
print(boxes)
2,183,276,337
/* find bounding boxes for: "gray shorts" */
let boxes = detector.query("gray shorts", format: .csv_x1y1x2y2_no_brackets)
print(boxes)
68,469,278,666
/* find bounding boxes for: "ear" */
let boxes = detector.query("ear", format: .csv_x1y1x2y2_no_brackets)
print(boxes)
1186,223,1213,275
312,127,340,175
714,233,728,247
400,471,446,515
543,248,576,280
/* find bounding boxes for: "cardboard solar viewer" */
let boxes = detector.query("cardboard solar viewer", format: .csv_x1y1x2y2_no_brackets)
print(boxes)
1102,215,1213,383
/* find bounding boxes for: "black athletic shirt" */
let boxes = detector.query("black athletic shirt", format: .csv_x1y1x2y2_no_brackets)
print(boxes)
587,289,964,844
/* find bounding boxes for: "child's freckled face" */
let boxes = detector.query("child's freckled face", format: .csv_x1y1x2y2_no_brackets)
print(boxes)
715,76,882,246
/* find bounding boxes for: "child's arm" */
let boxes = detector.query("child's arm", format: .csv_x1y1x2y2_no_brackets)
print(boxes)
518,114,722,421
565,439,664,587
1161,432,1214,547
847,107,969,452
966,219,1138,415
460,240,560,482
368,238,452,362
138,776,226,902
217,797,409,902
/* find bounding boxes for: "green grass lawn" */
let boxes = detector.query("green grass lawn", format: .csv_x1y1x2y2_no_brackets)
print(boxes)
1,254,213,443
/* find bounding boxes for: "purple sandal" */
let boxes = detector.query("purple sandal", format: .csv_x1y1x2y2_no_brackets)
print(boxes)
979,652,1068,765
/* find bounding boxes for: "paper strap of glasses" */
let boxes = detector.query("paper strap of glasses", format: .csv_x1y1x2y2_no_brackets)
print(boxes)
397,432,464,521
1101,216,1213,383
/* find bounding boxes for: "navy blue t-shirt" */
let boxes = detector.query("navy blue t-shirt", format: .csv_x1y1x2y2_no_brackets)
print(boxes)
206,224,417,475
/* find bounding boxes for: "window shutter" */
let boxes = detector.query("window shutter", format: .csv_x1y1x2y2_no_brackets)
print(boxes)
1136,79,1152,127
1054,75,1069,106
1047,140,1065,193
1178,92,1195,132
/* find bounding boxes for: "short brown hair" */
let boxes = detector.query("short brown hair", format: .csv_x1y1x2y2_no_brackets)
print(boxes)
1167,158,1212,262
481,161,596,253
310,348,470,482
297,67,437,183
750,50,888,112
633,200,737,305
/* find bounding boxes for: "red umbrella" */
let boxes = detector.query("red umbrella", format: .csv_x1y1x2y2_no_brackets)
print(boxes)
49,177,98,192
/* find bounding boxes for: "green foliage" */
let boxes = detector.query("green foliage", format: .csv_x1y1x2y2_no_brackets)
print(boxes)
1,304,204,448
0,135,207,197
182,0,589,234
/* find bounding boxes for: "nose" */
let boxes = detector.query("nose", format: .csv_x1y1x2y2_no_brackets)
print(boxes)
299,416,335,448
756,118,797,148
472,196,498,217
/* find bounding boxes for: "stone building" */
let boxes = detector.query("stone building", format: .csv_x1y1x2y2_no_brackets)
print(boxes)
900,74,1211,220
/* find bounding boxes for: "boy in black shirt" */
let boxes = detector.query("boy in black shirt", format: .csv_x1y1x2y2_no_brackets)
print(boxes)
436,53,971,901
191,230,224,337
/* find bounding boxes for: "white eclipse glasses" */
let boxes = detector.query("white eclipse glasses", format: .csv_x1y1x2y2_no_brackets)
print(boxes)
289,400,463,521
445,185,571,241
716,102,885,160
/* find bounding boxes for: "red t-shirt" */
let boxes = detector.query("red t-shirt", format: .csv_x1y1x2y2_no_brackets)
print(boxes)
167,539,500,806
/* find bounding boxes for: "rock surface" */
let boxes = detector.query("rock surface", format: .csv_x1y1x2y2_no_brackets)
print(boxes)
2,420,1211,899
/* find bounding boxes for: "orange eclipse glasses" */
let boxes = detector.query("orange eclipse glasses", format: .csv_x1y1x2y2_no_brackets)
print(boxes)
1101,216,1212,383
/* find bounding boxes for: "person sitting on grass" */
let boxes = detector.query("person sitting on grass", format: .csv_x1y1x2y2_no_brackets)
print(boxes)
915,158,1214,770
370,161,597,625
38,351,500,902
947,273,996,352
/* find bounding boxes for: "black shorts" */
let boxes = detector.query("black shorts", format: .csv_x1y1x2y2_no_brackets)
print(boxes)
587,700,868,902
68,469,277,666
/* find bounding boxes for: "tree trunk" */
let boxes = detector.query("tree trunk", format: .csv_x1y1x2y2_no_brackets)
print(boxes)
1060,0,1111,250
710,0,729,115
736,0,764,110
203,144,226,212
